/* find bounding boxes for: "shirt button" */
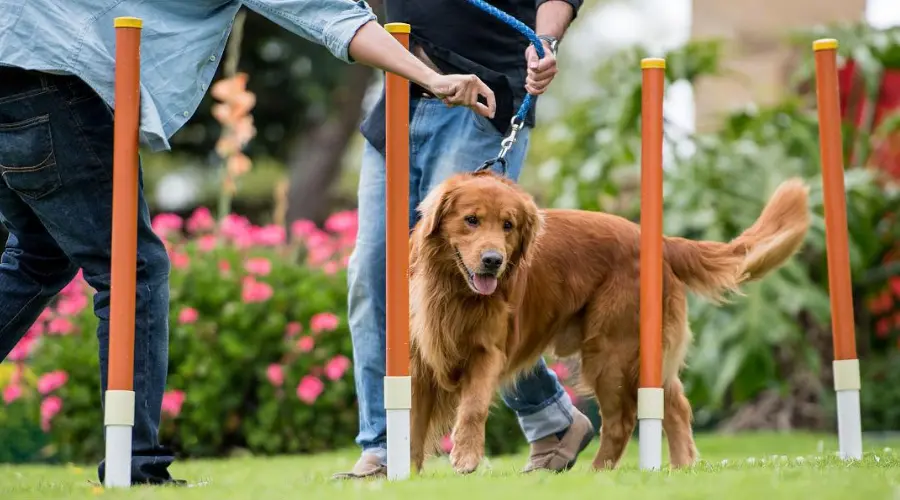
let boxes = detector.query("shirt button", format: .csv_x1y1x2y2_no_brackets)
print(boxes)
183,111,189,117
209,55,216,62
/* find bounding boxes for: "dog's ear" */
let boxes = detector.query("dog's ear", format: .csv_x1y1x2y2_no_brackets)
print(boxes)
515,195,544,265
417,182,456,237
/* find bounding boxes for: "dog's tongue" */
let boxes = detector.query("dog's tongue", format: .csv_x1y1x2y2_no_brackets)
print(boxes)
472,274,498,295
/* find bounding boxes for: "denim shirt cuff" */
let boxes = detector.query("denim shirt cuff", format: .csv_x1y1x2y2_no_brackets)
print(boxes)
324,1,377,63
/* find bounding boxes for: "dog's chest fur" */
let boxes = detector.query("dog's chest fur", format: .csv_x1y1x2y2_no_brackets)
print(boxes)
411,273,510,391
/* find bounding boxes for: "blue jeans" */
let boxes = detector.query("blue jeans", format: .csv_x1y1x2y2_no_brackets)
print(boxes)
0,68,174,484
348,97,576,461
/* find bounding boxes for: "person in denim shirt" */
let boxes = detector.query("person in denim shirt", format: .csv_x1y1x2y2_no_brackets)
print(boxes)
337,0,594,480
0,0,496,486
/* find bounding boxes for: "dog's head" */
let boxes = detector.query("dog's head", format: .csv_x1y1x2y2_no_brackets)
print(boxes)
416,171,542,296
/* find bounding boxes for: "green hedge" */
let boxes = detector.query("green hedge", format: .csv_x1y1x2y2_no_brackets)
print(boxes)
0,208,586,464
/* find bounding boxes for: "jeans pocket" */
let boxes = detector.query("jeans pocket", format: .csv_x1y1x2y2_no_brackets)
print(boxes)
0,115,62,200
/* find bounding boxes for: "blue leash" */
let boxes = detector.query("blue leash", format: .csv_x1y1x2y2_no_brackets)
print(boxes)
464,0,546,174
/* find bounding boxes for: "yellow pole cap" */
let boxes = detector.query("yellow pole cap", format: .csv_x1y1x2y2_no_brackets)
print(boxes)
641,58,666,70
385,22,411,34
114,17,143,29
813,38,838,51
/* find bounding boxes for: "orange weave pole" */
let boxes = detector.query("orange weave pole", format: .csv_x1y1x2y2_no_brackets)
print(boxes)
813,39,858,361
109,19,142,392
385,23,411,378
639,59,666,389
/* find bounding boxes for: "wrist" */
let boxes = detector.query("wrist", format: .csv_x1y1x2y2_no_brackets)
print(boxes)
536,34,559,56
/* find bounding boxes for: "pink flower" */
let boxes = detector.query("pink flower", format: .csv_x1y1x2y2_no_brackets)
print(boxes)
170,251,190,270
285,322,302,337
151,213,183,238
60,277,83,297
197,235,218,252
241,276,273,303
3,383,22,404
549,362,570,381
178,307,199,325
218,260,231,273
162,390,185,418
324,355,351,381
310,312,339,334
296,376,324,404
57,293,88,316
296,336,315,353
37,307,54,324
325,210,358,239
37,370,68,395
253,225,286,246
47,318,74,336
244,257,272,276
266,364,285,387
8,335,37,361
40,396,63,431
323,261,339,275
440,434,453,454
291,220,317,240
186,207,216,234
220,214,252,241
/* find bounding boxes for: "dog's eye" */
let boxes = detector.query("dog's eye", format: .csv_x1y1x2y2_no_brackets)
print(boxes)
503,220,513,232
464,215,479,227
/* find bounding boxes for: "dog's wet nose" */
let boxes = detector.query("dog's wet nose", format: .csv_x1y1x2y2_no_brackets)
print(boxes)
480,250,503,272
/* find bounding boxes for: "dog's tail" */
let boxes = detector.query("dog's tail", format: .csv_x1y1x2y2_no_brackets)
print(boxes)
662,178,810,302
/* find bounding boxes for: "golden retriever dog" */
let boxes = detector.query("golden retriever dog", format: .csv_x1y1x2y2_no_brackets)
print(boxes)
408,170,810,474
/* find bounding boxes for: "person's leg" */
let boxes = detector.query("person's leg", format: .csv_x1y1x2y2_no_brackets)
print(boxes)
337,99,427,479
414,99,593,471
0,69,176,484
342,141,389,476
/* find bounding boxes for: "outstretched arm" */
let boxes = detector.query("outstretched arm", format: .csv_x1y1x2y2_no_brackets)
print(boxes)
243,0,495,117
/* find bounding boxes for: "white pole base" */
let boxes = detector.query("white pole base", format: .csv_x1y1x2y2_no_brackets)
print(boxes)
384,376,412,481
103,389,135,488
836,389,862,460
386,409,411,480
104,424,133,488
637,387,664,471
639,418,663,471
832,359,862,461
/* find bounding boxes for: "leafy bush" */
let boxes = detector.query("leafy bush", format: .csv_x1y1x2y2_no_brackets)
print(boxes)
529,25,900,429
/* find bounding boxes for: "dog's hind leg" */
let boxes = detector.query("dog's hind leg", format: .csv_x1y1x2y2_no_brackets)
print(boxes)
585,358,638,470
662,376,697,468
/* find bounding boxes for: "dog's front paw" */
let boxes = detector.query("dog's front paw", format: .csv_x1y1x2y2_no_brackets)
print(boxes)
450,444,483,474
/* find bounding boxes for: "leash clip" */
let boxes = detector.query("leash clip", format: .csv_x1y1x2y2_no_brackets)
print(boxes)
498,115,523,160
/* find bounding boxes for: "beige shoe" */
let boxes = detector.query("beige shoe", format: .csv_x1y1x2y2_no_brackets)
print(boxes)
332,453,387,480
522,410,594,473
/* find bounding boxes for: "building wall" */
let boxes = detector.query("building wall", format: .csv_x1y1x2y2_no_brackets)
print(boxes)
690,0,867,131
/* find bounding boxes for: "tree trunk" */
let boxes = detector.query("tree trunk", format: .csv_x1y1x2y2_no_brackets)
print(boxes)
285,63,374,225
285,0,383,225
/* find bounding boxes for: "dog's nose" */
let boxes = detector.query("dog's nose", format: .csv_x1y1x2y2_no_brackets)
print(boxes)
480,251,503,271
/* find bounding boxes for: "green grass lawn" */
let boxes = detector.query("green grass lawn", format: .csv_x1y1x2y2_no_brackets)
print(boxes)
4,433,900,499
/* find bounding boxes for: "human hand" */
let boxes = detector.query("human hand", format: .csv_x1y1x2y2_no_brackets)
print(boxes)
428,74,496,118
524,41,558,95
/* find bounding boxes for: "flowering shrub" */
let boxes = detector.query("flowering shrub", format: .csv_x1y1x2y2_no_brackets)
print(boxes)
0,206,588,463
0,207,360,462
